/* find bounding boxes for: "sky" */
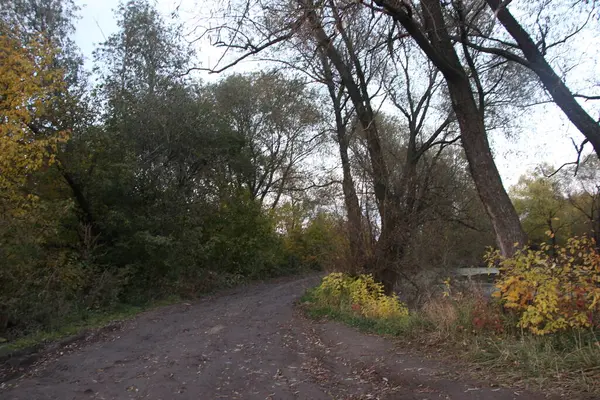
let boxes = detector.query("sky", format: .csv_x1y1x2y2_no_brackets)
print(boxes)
72,0,599,188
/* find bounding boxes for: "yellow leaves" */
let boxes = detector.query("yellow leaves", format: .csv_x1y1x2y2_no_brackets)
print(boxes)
442,277,451,297
487,236,600,335
314,273,409,319
0,23,69,214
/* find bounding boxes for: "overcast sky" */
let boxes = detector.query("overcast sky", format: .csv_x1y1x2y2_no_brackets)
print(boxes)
73,0,599,187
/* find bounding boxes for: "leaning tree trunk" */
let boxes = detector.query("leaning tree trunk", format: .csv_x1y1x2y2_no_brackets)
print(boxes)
373,0,527,256
447,79,527,255
486,0,600,159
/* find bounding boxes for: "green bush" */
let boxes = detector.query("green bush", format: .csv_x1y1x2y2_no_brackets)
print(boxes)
282,211,348,271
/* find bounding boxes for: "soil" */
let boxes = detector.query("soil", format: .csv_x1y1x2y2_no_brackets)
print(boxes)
0,274,567,399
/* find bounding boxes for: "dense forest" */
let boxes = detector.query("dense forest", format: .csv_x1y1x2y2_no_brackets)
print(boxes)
1,0,599,341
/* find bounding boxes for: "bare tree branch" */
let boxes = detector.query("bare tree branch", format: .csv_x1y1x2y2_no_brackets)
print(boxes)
545,138,590,178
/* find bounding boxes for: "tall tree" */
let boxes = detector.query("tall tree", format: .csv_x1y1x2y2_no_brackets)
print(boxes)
0,22,69,215
369,0,527,256
210,72,325,208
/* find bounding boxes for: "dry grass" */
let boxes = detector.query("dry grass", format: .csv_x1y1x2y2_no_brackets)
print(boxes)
421,297,459,332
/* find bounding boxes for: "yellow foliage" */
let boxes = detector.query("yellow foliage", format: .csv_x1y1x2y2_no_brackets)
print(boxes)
487,236,600,335
0,24,69,214
313,272,409,319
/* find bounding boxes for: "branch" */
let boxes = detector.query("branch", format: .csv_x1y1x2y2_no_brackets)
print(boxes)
367,0,465,80
454,0,485,115
429,134,461,149
492,0,513,16
574,93,600,101
180,20,302,75
286,180,343,192
545,138,590,178
449,35,531,67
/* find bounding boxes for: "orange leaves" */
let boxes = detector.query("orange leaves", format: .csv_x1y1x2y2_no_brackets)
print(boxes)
0,23,69,214
487,236,600,335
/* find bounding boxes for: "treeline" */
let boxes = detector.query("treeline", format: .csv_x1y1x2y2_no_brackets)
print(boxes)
0,1,342,338
0,0,491,338
204,0,600,294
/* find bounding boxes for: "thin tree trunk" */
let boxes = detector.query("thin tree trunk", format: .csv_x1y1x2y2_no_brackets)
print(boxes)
486,0,600,158
60,169,95,226
301,0,390,212
302,0,399,291
319,51,366,272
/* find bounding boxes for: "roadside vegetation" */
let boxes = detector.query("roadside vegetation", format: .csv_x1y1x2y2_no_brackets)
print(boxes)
302,237,600,395
0,0,340,348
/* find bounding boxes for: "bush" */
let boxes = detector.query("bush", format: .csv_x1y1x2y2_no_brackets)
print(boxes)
312,272,408,319
487,236,600,335
280,210,349,272
302,273,600,395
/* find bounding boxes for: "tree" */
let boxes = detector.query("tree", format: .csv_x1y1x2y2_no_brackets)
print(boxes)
318,52,368,272
481,0,600,158
0,23,68,215
189,0,524,290
209,72,325,208
556,157,600,246
369,0,527,256
511,171,578,247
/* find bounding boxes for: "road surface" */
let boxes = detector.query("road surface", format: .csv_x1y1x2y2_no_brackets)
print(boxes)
1,274,553,399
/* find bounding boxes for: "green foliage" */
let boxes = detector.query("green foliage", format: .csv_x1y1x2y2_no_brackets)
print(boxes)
510,168,595,245
0,0,329,341
281,209,348,271
487,236,600,335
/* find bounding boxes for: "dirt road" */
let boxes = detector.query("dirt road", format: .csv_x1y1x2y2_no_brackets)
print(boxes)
1,274,552,400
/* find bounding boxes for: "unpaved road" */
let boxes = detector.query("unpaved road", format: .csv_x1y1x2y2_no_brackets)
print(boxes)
1,275,554,399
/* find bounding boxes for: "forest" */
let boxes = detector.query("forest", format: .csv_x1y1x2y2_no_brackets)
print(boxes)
0,0,599,355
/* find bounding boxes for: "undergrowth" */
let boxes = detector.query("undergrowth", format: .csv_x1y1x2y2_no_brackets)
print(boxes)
301,272,600,395
0,297,178,353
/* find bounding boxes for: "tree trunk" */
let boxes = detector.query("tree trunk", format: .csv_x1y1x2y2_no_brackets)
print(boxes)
319,51,367,272
447,79,527,255
58,164,100,241
486,0,600,158
374,0,527,256
593,197,600,250
303,0,399,291
301,0,391,212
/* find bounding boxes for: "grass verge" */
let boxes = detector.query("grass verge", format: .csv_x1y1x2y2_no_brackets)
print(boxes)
0,297,180,354
300,285,600,397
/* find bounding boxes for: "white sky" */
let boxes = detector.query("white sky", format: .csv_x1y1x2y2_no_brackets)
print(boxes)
73,0,599,188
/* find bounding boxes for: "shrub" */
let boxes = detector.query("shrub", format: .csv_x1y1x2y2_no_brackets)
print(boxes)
487,236,600,335
422,280,505,335
281,211,349,272
312,272,408,319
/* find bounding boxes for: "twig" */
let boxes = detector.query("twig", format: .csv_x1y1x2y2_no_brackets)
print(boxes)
545,138,590,178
